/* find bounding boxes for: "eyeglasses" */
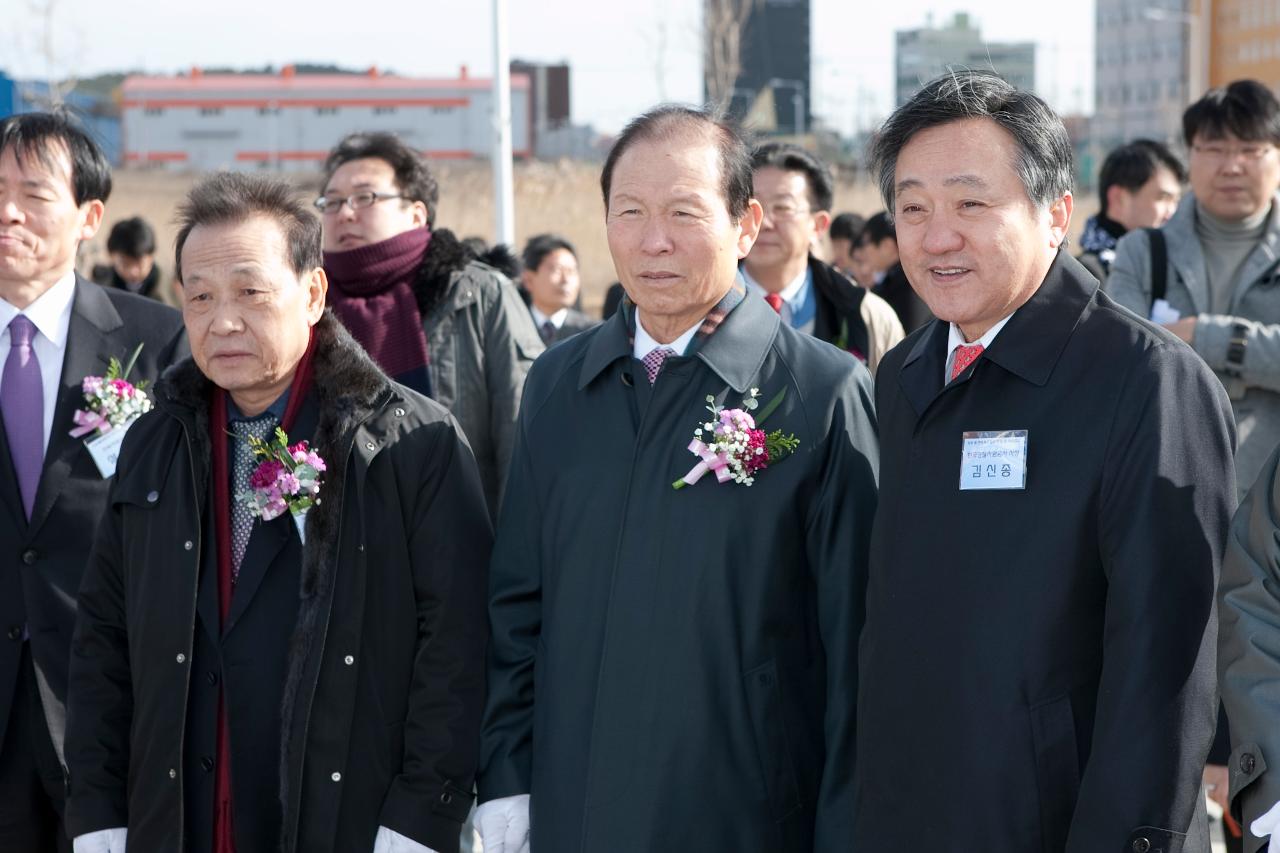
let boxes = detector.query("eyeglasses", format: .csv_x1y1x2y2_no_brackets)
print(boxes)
762,202,812,222
1191,143,1276,163
314,191,403,214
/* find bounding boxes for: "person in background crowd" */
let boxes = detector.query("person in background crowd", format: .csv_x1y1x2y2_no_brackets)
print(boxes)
476,105,879,853
742,142,903,374
64,172,491,853
0,112,186,853
461,236,521,283
860,71,1234,852
92,216,164,300
318,131,543,515
601,280,626,319
520,233,598,346
828,211,865,279
1077,139,1184,284
852,211,933,333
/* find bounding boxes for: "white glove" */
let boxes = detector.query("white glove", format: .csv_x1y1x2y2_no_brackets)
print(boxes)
475,794,530,853
73,827,127,853
1252,798,1280,851
372,825,439,853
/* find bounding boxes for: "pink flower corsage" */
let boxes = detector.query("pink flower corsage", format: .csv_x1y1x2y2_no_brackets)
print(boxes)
672,388,799,489
69,344,152,438
237,427,326,525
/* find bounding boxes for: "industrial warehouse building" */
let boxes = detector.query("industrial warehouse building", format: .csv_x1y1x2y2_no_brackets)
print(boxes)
121,67,532,171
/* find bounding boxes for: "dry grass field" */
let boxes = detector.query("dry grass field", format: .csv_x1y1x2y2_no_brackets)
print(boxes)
85,160,1099,315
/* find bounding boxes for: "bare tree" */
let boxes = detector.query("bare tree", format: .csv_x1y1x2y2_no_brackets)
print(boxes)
703,0,760,117
19,0,80,108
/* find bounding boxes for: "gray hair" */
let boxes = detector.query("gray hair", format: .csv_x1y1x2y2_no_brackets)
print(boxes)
870,71,1073,218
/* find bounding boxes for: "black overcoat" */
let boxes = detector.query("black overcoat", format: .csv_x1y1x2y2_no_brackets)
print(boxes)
858,252,1237,852
479,293,879,851
64,313,491,853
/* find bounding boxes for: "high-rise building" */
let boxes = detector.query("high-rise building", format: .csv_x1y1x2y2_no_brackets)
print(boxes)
1211,0,1280,90
704,0,810,135
894,13,1035,108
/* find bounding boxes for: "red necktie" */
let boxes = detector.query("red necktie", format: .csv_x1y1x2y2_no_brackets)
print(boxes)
764,293,784,314
950,343,984,382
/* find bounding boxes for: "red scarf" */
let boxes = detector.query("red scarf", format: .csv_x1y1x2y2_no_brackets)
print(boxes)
207,330,317,853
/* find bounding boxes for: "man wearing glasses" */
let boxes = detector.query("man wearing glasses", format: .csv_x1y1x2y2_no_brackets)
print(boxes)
318,132,542,516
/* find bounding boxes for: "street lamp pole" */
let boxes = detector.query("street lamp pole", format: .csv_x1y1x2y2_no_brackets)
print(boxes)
491,0,515,247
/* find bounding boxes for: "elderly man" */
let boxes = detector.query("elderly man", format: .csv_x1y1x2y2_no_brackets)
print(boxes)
0,112,185,853
63,174,491,853
860,72,1235,852
474,105,879,852
319,131,542,515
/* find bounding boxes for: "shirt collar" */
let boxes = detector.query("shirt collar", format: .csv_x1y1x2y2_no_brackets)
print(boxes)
633,310,701,360
531,305,569,329
0,270,77,347
740,264,810,307
946,313,1013,359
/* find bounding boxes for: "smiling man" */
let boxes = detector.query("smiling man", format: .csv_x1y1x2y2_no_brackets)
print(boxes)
475,105,879,852
859,72,1236,852
64,173,491,853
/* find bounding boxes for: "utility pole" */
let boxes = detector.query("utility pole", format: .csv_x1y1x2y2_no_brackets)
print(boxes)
491,0,515,246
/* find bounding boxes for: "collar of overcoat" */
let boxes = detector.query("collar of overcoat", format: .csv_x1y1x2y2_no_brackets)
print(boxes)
897,249,1096,416
577,285,780,394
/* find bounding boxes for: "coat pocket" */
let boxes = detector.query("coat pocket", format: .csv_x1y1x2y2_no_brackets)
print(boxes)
743,659,802,821
1029,693,1082,853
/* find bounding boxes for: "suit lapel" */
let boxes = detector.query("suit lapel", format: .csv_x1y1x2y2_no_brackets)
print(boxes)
27,278,123,535
224,516,292,635
897,320,949,417
0,415,26,531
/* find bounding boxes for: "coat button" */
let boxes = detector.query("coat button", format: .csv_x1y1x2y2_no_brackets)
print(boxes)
331,772,342,782
206,671,218,685
365,442,376,451
184,540,193,551
20,549,37,565
146,490,159,503
176,653,186,663
344,655,354,665
168,768,177,779
1132,838,1150,853
440,791,453,805
394,407,405,417
201,756,214,772
6,626,21,641
1241,752,1257,774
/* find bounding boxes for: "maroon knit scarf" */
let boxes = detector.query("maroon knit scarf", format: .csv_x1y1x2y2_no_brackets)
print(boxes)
324,227,432,379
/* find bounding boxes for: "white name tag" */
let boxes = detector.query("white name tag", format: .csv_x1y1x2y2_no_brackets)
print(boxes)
85,422,134,479
1150,298,1181,324
959,430,1028,491
293,509,308,545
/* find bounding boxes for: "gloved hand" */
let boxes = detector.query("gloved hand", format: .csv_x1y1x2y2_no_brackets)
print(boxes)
372,824,439,853
1253,799,1280,851
475,793,531,853
73,827,127,853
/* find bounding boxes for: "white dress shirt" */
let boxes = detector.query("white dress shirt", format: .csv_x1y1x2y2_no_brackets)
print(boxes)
531,305,569,330
740,265,812,332
944,314,1013,383
0,270,77,454
634,310,701,360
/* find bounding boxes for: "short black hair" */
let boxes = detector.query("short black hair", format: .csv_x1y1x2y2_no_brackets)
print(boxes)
174,173,321,282
106,216,156,258
1183,79,1280,147
323,131,439,228
828,212,866,244
750,142,835,212
601,104,754,221
870,71,1073,218
855,211,896,248
0,110,112,205
1097,140,1186,216
522,233,577,273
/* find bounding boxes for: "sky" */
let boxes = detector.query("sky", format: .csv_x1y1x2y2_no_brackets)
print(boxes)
3,0,1097,135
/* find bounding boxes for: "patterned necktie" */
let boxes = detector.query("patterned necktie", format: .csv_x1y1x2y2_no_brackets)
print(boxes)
642,347,675,385
950,343,985,382
1,316,43,519
764,293,784,314
539,320,556,346
229,414,279,577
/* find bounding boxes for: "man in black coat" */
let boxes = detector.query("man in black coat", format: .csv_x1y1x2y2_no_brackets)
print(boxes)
859,72,1236,852
64,173,491,853
853,211,934,333
0,112,186,853
475,106,879,852
741,142,903,374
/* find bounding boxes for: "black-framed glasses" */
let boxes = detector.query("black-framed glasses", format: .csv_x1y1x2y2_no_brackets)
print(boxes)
314,191,403,214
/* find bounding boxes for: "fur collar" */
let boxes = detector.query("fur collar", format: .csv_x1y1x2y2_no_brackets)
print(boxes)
412,227,477,317
154,311,393,847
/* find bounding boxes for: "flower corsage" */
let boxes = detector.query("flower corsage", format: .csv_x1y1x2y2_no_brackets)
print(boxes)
236,427,326,542
70,343,152,438
672,387,799,489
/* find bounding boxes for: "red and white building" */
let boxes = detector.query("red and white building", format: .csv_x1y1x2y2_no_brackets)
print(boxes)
121,67,532,171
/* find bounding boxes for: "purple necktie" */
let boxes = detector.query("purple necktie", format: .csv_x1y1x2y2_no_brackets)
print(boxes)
2,316,44,519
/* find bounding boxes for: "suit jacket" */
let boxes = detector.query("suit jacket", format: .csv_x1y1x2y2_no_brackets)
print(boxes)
860,252,1235,852
0,275,185,760
535,307,599,346
479,293,880,852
